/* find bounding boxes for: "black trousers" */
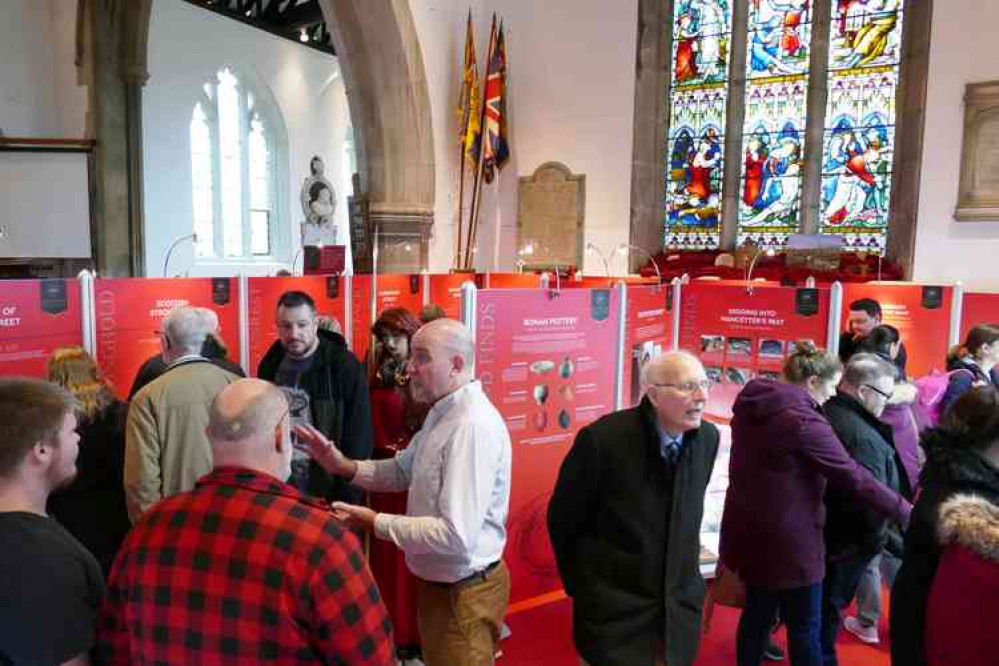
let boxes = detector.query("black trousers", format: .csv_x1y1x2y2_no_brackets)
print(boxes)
821,552,877,666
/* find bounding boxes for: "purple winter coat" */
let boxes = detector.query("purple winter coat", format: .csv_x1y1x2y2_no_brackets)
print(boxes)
718,379,911,590
880,399,921,495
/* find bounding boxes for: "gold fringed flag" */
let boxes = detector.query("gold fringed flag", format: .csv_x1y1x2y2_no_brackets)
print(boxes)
481,19,509,184
459,11,482,170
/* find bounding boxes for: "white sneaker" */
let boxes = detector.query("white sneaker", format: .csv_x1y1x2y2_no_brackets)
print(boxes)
843,616,880,645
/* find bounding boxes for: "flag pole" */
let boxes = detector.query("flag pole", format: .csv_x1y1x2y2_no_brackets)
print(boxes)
455,141,467,270
454,10,473,271
464,15,497,270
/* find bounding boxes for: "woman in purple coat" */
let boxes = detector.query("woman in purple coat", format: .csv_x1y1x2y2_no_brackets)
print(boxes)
719,341,912,666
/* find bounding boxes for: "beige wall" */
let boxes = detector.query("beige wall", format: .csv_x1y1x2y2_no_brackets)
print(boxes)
912,0,999,291
411,0,638,274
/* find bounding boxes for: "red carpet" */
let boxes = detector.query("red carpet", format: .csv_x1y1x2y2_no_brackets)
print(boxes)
501,596,892,665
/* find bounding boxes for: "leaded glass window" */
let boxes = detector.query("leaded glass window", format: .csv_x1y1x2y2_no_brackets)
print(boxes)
664,0,905,255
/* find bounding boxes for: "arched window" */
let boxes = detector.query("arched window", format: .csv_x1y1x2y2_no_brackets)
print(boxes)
661,0,918,256
189,67,287,261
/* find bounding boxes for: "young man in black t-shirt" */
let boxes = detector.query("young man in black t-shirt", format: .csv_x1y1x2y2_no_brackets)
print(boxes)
0,378,105,665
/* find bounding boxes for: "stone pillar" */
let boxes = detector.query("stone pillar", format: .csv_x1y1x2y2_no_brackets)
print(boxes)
628,0,671,271
799,0,833,235
319,0,435,273
82,0,151,276
720,0,750,250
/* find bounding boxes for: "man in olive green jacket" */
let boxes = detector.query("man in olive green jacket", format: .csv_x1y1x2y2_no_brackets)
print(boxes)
125,306,239,523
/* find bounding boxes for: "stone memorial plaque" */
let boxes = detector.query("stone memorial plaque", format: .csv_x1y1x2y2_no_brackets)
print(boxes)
956,81,999,221
518,162,585,270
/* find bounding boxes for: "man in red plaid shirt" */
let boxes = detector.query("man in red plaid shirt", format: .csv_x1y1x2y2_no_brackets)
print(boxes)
98,379,395,665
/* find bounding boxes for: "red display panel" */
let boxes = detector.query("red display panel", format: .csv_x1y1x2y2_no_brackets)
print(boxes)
679,282,831,423
960,292,999,341
484,273,544,289
474,287,620,606
350,275,424,363
246,276,347,376
94,278,240,399
427,274,481,320
0,279,83,379
621,284,674,408
840,283,954,378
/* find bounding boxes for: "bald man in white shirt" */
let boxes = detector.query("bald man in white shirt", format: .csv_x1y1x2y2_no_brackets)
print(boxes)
296,318,512,666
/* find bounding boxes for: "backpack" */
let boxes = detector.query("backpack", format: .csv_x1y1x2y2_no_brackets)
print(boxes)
913,369,974,430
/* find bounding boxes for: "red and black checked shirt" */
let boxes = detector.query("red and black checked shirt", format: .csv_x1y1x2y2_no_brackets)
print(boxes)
98,467,395,665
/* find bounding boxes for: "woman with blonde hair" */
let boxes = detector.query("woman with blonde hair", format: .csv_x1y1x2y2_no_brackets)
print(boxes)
46,346,130,575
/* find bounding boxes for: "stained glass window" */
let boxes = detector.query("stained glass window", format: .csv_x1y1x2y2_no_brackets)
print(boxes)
664,0,732,250
737,0,812,249
820,0,904,254
664,0,909,254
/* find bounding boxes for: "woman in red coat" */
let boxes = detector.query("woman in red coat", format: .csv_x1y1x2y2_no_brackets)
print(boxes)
366,307,423,658
925,493,999,666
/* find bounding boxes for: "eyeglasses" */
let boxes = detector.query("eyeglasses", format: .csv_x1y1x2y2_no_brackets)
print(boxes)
652,379,711,394
862,383,893,400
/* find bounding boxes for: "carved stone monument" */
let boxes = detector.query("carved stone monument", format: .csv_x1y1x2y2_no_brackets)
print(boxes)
517,162,585,270
956,81,999,221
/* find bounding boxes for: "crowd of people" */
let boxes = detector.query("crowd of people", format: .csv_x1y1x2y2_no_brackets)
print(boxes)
0,291,997,666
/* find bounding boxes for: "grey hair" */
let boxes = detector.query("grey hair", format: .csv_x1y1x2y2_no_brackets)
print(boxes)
197,307,220,334
163,306,213,355
843,352,898,387
640,350,703,386
207,383,288,443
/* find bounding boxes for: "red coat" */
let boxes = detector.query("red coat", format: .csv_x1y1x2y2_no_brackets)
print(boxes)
925,494,999,666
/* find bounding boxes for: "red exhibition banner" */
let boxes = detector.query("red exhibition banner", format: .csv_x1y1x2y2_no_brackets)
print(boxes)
679,282,831,424
840,282,954,378
622,283,674,408
350,274,424,363
246,276,347,376
474,287,620,606
94,278,240,399
484,273,543,289
960,292,999,341
427,273,481,320
0,279,83,379
678,281,830,564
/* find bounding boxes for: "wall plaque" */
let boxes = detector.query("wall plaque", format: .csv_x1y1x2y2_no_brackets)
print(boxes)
956,81,999,221
517,162,585,270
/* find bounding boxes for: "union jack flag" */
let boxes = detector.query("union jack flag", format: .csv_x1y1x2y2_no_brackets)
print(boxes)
481,18,509,184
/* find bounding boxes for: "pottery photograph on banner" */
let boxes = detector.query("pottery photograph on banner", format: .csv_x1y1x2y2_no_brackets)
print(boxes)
533,384,549,405
559,356,574,379
530,359,555,375
557,409,571,429
532,410,548,432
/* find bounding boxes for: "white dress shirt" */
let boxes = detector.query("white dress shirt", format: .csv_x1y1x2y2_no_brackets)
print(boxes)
353,380,512,583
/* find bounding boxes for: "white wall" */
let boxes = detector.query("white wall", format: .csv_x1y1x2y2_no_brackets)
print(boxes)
410,0,638,274
0,0,86,138
912,0,999,291
144,0,350,277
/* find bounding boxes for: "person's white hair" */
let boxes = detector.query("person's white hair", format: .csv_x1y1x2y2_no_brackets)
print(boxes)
640,350,704,387
163,306,213,355
419,318,474,368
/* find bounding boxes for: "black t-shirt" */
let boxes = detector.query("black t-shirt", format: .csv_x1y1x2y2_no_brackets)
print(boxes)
0,512,105,665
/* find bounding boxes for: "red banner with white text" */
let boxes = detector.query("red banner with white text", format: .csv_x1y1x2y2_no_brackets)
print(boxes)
0,279,83,379
246,276,347,376
840,282,954,378
474,287,620,605
94,278,240,399
622,283,674,408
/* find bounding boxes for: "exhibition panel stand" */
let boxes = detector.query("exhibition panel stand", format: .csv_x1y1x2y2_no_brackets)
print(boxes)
677,280,833,568
958,291,999,341
838,282,957,377
92,278,240,399
462,283,623,614
0,278,84,378
350,274,424,363
245,275,348,376
620,281,676,409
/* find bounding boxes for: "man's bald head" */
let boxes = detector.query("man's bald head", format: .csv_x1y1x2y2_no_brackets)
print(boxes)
407,318,474,405
208,379,287,444
640,351,704,387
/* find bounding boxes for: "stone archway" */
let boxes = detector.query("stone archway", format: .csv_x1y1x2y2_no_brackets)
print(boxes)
318,0,435,273
87,0,434,275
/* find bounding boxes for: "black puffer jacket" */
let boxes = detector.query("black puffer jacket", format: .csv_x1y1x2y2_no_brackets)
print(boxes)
890,432,999,666
258,329,373,505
